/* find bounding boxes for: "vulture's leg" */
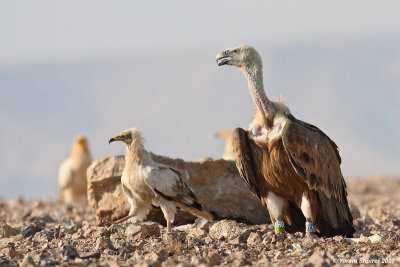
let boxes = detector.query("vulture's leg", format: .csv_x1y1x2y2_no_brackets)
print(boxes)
160,202,176,235
266,191,288,236
166,221,172,233
300,192,317,237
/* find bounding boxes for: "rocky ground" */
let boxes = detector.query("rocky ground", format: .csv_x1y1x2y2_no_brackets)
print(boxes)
1,177,399,266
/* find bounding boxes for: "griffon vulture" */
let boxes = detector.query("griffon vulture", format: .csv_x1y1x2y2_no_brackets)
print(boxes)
109,127,214,232
216,45,354,237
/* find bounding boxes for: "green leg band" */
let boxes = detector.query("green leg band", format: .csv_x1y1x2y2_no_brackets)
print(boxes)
274,221,285,234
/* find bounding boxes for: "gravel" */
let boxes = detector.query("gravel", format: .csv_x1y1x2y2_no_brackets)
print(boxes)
0,177,399,266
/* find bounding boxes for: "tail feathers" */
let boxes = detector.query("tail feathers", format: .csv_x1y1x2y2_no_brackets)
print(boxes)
316,218,355,238
315,190,355,237
154,188,214,222
334,220,355,238
176,202,214,222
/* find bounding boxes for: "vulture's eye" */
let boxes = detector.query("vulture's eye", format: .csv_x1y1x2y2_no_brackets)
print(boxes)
233,49,239,53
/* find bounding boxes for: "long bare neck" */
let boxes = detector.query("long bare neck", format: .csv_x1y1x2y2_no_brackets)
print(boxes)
243,63,275,126
125,139,152,166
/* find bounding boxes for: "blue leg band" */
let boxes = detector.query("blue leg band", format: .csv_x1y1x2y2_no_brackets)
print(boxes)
306,221,316,233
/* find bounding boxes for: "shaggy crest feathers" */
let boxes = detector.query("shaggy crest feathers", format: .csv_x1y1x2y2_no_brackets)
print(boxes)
126,127,151,164
130,126,145,146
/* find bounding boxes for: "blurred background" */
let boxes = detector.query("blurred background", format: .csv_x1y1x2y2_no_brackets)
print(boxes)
1,1,399,198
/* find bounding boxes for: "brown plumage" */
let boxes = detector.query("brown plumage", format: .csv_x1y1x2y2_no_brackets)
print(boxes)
216,45,354,237
58,135,92,204
109,127,214,232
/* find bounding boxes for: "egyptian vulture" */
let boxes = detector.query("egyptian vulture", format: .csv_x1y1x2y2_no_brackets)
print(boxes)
58,135,92,204
109,127,214,232
216,45,355,237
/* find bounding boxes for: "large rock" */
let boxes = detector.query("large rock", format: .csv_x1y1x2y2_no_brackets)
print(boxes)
87,154,270,225
209,220,251,240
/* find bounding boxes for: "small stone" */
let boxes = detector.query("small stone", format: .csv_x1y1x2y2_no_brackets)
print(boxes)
58,245,80,260
75,258,85,264
21,221,45,238
274,251,283,260
359,234,370,243
190,256,207,266
272,232,287,243
125,223,160,240
353,229,370,238
108,223,126,233
204,236,213,244
0,222,19,238
109,261,120,267
72,231,83,240
307,251,329,267
290,243,305,257
263,236,272,244
229,235,247,246
41,242,51,251
368,234,382,243
232,251,250,266
161,258,180,267
96,226,110,237
247,232,262,245
62,219,78,233
29,215,56,223
193,218,210,231
333,235,345,243
187,228,206,237
21,254,35,267
95,236,115,251
83,227,95,238
5,247,19,259
206,252,222,266
80,251,101,260
148,250,168,263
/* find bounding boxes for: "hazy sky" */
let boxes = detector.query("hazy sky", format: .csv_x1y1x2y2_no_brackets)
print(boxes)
1,1,399,198
2,1,400,64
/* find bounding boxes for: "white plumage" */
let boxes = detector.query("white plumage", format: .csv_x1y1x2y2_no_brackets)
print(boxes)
109,126,213,232
58,135,91,204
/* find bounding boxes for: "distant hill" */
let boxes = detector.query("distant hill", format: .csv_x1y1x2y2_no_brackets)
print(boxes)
0,38,399,198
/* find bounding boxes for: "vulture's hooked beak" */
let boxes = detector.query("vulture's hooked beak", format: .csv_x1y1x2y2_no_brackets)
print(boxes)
109,135,124,144
216,49,232,66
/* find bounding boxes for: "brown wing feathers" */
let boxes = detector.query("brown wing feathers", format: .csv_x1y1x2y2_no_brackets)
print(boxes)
282,118,354,236
232,128,262,198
